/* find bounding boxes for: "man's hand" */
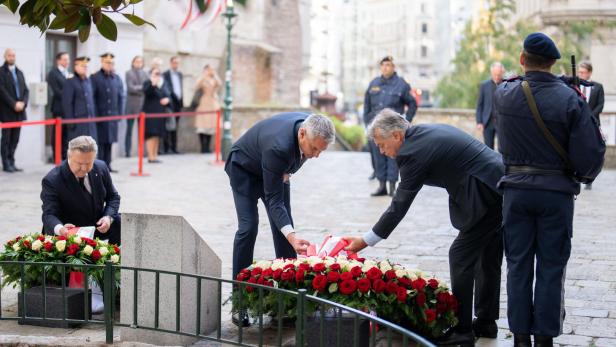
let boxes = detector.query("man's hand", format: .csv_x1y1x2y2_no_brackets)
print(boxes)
160,97,170,106
476,123,484,132
343,236,368,253
59,223,75,236
96,216,112,233
14,101,24,112
286,232,310,255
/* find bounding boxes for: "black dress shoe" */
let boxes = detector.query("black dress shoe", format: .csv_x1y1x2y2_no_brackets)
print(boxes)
514,334,531,347
148,159,162,164
533,335,553,347
472,317,497,338
3,166,15,173
436,331,475,346
388,181,396,197
368,172,376,180
232,311,251,327
371,181,387,196
11,166,23,172
109,168,119,173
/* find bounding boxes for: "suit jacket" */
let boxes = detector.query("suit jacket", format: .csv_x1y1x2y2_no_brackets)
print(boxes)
41,160,121,238
62,76,98,141
587,81,604,125
225,112,308,230
475,79,497,125
47,67,67,117
163,69,183,112
91,69,123,144
0,62,29,122
125,67,148,115
373,124,505,238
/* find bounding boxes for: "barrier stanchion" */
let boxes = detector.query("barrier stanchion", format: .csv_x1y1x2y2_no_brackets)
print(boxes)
212,109,223,165
54,117,62,166
130,112,149,177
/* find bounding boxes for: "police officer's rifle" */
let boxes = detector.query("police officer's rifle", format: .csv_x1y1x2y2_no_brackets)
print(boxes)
571,55,579,88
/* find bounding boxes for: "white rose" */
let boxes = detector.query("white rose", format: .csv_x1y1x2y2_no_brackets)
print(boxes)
98,247,109,256
254,260,272,269
73,236,82,244
393,264,404,270
110,254,120,263
55,240,66,252
363,259,377,268
362,264,376,273
395,269,407,278
338,260,350,271
12,243,20,251
271,260,285,271
406,270,418,281
308,256,322,266
45,235,53,242
379,261,392,272
83,245,94,256
323,258,335,267
25,236,33,243
31,240,43,252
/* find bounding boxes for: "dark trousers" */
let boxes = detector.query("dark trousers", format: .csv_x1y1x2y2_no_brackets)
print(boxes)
503,188,573,337
94,214,121,245
199,134,212,153
163,116,180,153
449,204,503,331
229,167,296,279
482,119,497,150
1,127,21,169
370,140,398,182
125,118,135,157
98,143,113,169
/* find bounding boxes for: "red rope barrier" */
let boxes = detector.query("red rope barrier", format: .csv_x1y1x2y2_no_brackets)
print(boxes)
54,117,62,166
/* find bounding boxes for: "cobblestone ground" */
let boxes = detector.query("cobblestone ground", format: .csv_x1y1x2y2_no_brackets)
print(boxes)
0,152,615,347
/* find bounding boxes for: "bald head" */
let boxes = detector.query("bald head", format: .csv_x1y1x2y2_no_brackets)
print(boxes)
4,49,15,66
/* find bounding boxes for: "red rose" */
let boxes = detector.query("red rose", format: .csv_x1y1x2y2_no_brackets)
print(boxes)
7,240,14,247
436,292,449,303
273,269,282,281
386,280,398,294
56,236,66,241
299,263,311,271
262,268,273,278
327,271,340,283
23,240,31,249
412,278,427,291
113,245,120,254
264,280,274,287
312,274,328,292
66,244,80,256
313,263,326,272
91,249,102,262
436,302,448,314
281,269,295,282
37,235,45,242
372,279,386,293
82,237,96,247
44,242,53,252
425,308,436,323
428,279,439,289
396,287,408,302
448,295,459,312
357,278,371,293
340,272,353,281
356,257,366,263
398,277,411,288
236,272,248,281
366,267,383,281
257,276,265,285
251,267,263,276
284,263,295,270
246,276,257,293
385,270,397,281
15,236,21,242
329,263,341,271
350,266,362,278
416,292,426,307
339,279,357,295
296,269,306,284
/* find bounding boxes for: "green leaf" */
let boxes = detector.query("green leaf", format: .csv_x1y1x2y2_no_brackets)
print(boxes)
48,14,69,30
110,0,122,10
6,0,19,12
78,24,91,42
122,13,156,28
328,282,338,293
96,13,117,41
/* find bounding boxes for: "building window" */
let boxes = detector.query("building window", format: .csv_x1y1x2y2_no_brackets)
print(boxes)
421,23,428,34
421,45,428,58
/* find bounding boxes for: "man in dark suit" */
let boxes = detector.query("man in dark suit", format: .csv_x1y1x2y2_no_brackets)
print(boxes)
225,112,335,325
41,136,121,245
47,52,71,160
345,109,504,346
476,62,505,149
63,57,98,142
91,53,123,172
162,56,183,154
0,48,29,172
578,60,604,191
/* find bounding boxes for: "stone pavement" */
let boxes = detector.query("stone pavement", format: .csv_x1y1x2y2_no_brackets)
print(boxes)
0,152,615,347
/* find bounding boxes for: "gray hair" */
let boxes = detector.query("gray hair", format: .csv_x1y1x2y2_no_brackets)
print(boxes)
490,62,504,70
301,114,336,144
68,136,98,155
367,108,409,139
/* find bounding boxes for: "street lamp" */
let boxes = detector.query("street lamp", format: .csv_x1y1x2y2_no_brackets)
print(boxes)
221,0,237,160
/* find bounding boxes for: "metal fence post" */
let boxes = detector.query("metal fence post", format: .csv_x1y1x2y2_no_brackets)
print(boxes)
296,288,307,347
104,261,114,344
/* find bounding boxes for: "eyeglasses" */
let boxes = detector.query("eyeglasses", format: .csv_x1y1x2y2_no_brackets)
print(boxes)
153,72,161,76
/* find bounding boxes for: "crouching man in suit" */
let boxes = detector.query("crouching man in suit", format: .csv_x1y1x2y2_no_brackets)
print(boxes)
344,109,504,346
41,135,121,245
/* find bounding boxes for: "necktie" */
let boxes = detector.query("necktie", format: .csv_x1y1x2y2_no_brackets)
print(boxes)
78,177,89,194
11,68,20,99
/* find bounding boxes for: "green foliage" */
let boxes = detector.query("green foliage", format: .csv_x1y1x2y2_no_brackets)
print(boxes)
329,116,366,151
434,0,610,108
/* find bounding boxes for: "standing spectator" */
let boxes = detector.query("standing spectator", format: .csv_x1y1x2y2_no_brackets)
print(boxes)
363,56,417,196
578,60,604,191
476,62,505,150
47,52,71,160
91,53,123,172
163,56,183,154
193,65,221,153
142,67,171,163
62,57,97,142
124,55,148,157
0,48,29,173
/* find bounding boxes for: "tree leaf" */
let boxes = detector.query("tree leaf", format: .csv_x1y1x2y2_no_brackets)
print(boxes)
6,0,19,12
78,23,91,42
110,0,122,10
122,13,155,28
63,11,82,33
96,13,117,41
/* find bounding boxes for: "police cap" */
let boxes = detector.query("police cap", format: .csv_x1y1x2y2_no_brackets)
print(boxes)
523,32,561,60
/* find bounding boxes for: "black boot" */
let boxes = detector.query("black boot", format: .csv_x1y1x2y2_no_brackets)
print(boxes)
514,334,531,347
533,335,553,347
472,317,497,338
436,330,474,346
388,181,396,197
371,181,387,196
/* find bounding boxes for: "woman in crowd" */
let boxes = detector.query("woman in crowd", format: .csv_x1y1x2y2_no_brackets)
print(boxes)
193,65,221,153
124,55,148,157
142,67,171,163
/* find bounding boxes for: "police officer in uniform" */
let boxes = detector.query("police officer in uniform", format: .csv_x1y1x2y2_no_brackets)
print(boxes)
91,53,123,172
363,56,417,197
495,33,605,347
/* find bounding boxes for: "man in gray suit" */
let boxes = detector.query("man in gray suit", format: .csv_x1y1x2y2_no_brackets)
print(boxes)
476,62,505,149
345,109,504,346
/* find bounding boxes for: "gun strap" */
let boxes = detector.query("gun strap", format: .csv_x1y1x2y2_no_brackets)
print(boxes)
521,81,572,169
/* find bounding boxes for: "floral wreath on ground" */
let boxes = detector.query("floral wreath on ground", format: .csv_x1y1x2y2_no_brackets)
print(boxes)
234,255,458,339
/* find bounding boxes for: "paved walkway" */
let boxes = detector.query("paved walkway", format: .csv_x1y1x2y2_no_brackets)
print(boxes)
0,152,615,346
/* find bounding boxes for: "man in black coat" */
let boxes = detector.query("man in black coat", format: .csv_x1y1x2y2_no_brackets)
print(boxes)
91,53,123,172
476,62,505,149
225,112,335,325
62,57,98,142
0,48,29,172
578,60,604,191
345,109,505,346
41,136,121,245
47,52,71,160
162,56,183,154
